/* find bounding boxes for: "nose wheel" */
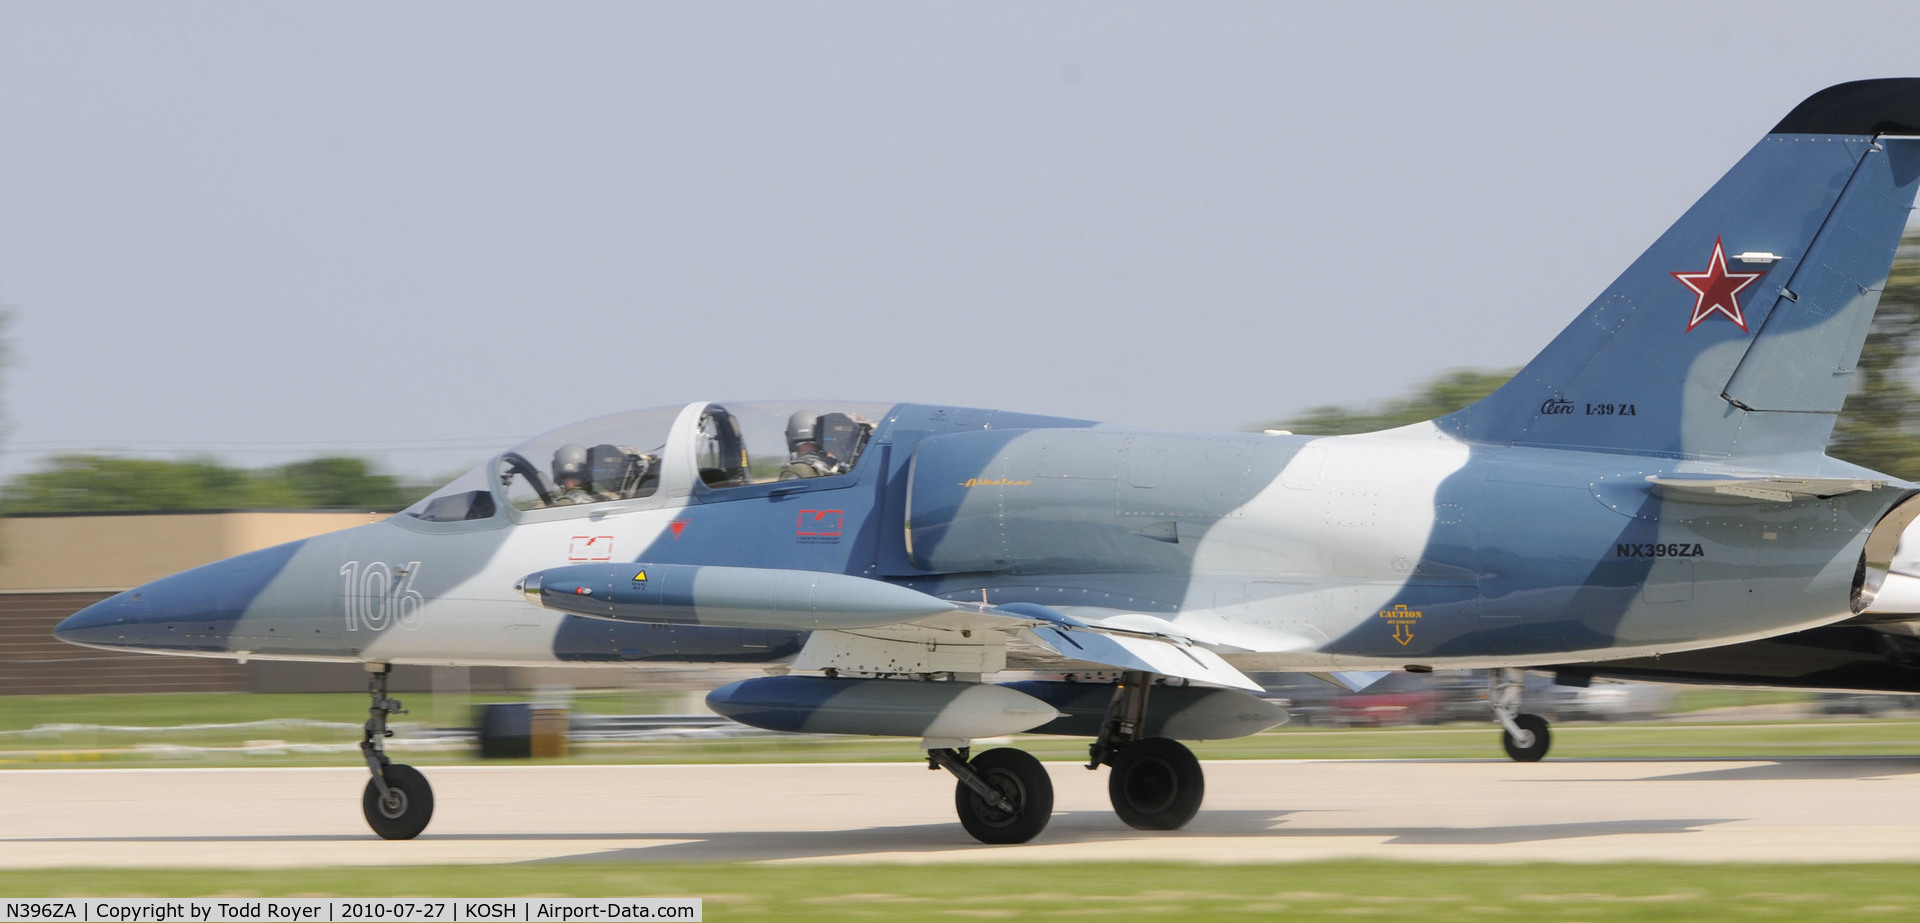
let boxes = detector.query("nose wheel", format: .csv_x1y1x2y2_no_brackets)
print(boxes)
362,763,435,840
358,664,435,839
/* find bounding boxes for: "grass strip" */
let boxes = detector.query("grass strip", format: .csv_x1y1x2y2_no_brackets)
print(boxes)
3,862,1918,920
8,719,1919,769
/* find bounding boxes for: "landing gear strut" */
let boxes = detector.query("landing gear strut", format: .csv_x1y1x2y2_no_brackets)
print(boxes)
1491,668,1551,762
931,746,1053,844
1090,671,1205,830
359,663,434,839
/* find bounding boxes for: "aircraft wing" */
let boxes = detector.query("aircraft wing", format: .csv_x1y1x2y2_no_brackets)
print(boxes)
1008,623,1262,691
518,562,1265,690
1645,474,1887,503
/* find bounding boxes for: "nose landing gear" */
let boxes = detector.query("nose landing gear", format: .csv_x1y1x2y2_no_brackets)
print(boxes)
359,663,434,839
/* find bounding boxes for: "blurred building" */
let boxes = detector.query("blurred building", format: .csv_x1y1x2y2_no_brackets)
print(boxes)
0,511,482,695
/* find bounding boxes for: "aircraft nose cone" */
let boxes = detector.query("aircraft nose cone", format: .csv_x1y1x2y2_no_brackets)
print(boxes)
54,578,241,653
53,540,308,653
54,591,147,646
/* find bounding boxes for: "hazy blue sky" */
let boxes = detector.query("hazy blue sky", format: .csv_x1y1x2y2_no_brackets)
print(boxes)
6,2,1920,483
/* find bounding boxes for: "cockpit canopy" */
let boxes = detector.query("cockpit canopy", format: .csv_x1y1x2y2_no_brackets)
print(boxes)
400,401,894,524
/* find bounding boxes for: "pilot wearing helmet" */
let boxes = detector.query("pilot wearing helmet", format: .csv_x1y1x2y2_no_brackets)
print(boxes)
551,443,616,504
778,411,839,480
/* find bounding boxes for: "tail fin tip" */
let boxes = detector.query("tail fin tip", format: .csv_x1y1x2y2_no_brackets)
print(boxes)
1440,80,1920,461
1771,78,1920,135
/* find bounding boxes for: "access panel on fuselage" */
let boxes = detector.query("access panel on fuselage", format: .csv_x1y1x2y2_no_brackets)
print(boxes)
901,429,1288,576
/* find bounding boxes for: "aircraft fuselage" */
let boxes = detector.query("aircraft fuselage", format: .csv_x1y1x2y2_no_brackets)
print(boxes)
57,402,1906,674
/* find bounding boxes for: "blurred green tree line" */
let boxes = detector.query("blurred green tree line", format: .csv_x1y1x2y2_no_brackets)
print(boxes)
0,455,430,514
1257,233,1920,481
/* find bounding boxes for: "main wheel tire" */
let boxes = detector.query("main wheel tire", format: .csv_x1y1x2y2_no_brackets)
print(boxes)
1502,713,1552,762
1108,737,1204,830
362,763,435,840
954,748,1054,845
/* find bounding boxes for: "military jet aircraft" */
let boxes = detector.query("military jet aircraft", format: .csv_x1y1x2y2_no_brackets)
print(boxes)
55,78,1920,843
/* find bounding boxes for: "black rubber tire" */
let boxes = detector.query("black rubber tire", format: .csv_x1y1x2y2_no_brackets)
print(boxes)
1502,713,1552,762
954,748,1054,844
1108,737,1205,830
362,763,435,840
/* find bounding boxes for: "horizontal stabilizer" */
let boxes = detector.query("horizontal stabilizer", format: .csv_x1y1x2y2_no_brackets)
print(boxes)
1645,474,1887,503
1862,571,1920,615
1022,625,1263,691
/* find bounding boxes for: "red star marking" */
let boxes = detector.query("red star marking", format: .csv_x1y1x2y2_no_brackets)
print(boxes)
1671,237,1764,332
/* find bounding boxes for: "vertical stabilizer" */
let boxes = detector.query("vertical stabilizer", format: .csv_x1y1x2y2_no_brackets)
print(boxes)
1440,79,1920,460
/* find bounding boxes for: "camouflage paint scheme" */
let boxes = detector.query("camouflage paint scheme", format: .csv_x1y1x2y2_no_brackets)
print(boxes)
56,79,1920,707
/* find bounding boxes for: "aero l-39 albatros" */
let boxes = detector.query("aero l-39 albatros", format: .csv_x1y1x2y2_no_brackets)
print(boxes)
55,80,1920,843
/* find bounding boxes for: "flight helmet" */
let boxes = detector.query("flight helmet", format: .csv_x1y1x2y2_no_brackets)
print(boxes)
786,410,820,453
552,443,591,487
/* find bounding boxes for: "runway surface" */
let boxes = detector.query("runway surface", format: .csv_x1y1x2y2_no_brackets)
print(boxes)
6,757,1920,867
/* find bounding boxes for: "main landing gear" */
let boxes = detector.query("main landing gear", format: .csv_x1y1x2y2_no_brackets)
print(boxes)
360,664,434,839
1108,737,1205,830
930,746,1054,844
929,671,1208,844
1091,671,1205,831
1491,667,1551,762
